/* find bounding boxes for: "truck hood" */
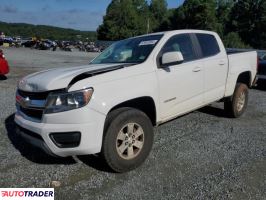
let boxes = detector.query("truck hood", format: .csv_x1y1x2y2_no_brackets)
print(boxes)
18,64,125,92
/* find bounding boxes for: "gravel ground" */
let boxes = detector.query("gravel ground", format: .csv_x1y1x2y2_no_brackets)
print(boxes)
3,47,98,68
0,48,265,200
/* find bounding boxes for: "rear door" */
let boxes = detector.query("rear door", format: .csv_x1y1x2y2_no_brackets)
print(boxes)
156,33,204,120
194,33,228,103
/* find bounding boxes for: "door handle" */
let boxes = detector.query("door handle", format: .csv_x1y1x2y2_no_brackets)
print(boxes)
219,61,226,66
192,67,201,72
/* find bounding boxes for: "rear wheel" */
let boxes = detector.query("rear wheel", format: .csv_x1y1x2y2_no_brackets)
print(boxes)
224,83,248,118
102,108,154,172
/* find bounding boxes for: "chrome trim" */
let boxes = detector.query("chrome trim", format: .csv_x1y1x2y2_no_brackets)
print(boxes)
16,94,46,109
27,99,46,108
16,105,42,123
16,91,46,123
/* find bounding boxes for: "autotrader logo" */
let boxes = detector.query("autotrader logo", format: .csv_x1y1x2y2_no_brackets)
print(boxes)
0,188,54,199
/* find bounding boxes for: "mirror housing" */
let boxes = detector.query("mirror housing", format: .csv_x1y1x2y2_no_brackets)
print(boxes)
161,51,184,66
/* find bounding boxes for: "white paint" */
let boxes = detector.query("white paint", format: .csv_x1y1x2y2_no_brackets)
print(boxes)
15,30,257,157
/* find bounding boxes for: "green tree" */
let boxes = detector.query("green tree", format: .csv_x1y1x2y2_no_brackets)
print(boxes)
157,8,175,31
223,32,250,48
0,21,96,41
133,0,150,34
170,0,218,31
228,0,266,49
97,0,149,40
149,0,168,31
216,0,234,37
97,0,266,49
167,5,185,30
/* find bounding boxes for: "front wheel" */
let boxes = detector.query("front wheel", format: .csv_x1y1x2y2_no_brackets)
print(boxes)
102,108,154,173
224,83,249,118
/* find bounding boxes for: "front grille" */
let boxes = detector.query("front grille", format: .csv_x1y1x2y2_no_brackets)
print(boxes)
18,89,50,100
19,106,43,120
17,89,65,121
17,90,50,120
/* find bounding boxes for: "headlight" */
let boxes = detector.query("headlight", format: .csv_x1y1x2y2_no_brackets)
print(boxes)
45,88,93,114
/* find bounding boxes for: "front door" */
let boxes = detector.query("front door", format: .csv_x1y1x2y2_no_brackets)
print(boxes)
156,34,204,120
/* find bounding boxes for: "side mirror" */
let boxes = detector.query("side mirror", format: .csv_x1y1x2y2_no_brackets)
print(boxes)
161,51,184,66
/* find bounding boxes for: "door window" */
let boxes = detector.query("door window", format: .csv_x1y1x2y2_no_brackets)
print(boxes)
196,33,220,57
161,34,197,62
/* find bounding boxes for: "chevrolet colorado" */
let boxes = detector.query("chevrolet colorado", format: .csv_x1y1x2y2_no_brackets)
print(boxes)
15,30,257,172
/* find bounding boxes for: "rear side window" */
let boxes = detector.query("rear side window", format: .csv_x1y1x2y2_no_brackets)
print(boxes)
196,33,220,57
161,34,197,62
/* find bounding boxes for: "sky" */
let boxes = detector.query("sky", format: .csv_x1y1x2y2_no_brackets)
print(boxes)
0,0,184,31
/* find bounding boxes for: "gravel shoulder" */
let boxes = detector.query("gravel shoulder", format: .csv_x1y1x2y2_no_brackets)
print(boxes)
0,48,265,200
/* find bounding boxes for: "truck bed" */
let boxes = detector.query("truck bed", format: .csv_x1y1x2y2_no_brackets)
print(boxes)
224,50,257,96
227,51,257,80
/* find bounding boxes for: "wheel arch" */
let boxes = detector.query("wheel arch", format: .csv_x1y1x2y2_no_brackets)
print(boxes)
107,96,157,126
236,71,252,88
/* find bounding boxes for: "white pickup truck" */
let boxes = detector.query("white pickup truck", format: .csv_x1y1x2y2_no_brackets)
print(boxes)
15,30,257,172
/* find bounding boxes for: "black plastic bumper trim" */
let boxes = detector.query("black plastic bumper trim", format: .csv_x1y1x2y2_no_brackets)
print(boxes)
49,132,81,148
15,124,57,157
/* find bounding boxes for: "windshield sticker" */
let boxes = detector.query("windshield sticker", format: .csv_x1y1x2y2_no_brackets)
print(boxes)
139,40,158,46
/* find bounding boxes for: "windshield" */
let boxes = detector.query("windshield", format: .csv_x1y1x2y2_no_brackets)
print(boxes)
91,34,163,64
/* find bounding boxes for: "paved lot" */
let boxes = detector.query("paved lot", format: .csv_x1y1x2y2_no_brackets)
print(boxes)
0,48,265,200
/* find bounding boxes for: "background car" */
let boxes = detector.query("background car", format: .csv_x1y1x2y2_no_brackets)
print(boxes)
0,49,9,76
257,51,266,87
21,38,36,48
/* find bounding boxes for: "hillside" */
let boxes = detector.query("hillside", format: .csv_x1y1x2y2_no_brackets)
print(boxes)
0,21,96,41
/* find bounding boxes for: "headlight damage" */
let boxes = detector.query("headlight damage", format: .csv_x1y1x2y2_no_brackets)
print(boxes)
45,88,93,114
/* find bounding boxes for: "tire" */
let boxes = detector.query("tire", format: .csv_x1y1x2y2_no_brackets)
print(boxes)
224,83,249,118
102,108,154,173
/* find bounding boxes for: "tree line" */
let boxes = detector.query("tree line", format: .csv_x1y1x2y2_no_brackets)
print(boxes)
97,0,266,49
0,21,96,41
